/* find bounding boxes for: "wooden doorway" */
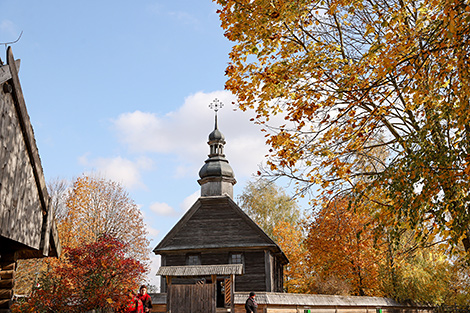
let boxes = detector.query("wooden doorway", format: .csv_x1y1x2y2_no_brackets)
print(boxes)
167,283,215,313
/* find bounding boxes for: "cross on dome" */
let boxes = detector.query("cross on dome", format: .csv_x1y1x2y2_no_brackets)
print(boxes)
209,98,224,113
209,98,224,129
198,98,236,198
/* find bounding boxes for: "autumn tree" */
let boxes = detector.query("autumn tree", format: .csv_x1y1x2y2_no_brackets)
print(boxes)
383,246,458,305
48,177,71,223
13,235,146,313
273,220,311,293
237,178,301,240
215,0,470,253
377,230,470,305
304,196,383,296
15,175,150,297
62,175,150,264
302,194,468,303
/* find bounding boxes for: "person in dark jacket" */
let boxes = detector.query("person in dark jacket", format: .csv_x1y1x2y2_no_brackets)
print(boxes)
245,291,258,313
137,285,152,313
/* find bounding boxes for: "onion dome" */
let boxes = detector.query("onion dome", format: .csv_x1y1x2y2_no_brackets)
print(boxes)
198,113,236,198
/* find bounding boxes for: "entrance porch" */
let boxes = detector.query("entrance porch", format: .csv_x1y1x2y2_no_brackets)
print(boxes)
156,264,243,313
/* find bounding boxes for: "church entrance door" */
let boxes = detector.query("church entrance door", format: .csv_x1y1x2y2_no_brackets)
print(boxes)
167,283,216,313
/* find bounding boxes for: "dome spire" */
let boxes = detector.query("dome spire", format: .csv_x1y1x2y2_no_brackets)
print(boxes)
198,99,236,198
210,98,222,130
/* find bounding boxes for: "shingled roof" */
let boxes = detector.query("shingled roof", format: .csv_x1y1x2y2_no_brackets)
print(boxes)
233,292,403,307
157,264,244,277
153,195,288,264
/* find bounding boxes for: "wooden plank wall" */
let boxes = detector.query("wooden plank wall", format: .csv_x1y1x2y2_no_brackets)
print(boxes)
273,253,284,292
236,251,267,292
0,82,42,249
168,284,215,313
162,250,269,292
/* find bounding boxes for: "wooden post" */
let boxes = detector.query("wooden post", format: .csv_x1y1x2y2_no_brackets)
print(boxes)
231,274,235,312
166,276,172,313
211,275,217,312
265,250,272,292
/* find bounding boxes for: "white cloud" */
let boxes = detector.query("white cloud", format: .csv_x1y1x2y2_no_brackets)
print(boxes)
175,165,193,179
149,191,199,218
112,90,269,179
149,202,177,216
146,225,160,238
79,155,153,190
112,111,168,153
180,191,199,212
147,254,161,289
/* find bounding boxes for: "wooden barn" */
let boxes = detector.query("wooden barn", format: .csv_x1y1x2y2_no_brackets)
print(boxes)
0,47,61,313
153,113,288,312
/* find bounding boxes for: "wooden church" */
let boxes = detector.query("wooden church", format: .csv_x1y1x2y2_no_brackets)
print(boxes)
150,109,434,313
0,47,61,312
153,107,288,312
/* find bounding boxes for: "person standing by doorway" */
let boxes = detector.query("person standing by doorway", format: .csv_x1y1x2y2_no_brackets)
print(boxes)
245,291,257,313
138,285,153,313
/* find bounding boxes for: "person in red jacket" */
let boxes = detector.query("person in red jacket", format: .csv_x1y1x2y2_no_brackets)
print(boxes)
138,285,153,313
125,290,144,313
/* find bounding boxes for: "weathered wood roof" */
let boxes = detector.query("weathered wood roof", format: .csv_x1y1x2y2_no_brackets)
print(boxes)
0,47,61,258
149,292,431,309
233,292,403,307
157,264,244,277
153,195,288,264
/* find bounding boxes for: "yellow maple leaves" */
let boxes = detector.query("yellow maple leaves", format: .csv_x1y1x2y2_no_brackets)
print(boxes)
215,0,470,254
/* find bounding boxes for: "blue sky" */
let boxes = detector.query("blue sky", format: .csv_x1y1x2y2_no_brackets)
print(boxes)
1,0,303,287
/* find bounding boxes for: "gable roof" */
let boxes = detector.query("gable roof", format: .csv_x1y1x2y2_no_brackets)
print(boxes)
154,195,288,264
0,47,61,258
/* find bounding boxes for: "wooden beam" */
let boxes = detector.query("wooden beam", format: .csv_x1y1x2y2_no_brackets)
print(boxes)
0,290,12,300
0,66,11,85
40,197,53,256
265,250,272,292
0,270,14,280
0,280,13,290
0,60,19,85
0,299,11,309
6,48,49,224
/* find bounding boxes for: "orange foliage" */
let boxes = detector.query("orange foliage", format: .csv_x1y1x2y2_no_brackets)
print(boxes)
273,221,311,293
304,197,384,296
12,235,146,313
14,175,150,299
